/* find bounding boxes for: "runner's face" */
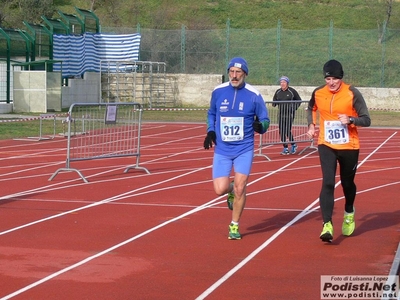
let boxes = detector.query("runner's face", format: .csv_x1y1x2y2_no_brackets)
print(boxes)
280,80,288,90
229,67,246,87
325,77,342,92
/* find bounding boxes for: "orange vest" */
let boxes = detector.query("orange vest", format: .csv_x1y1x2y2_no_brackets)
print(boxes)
311,82,360,150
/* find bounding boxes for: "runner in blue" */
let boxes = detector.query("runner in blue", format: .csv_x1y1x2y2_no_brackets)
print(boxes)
204,57,270,240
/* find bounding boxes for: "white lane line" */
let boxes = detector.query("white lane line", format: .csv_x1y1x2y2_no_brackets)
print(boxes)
9,164,400,212
0,133,396,298
0,147,65,162
0,163,211,236
2,171,398,300
0,148,316,299
195,132,397,299
0,141,210,235
3,149,395,237
0,150,209,212
0,161,63,178
0,181,223,299
0,142,207,208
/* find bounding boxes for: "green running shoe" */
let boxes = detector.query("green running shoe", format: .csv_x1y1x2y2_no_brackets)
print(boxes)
227,181,234,210
228,223,241,240
320,221,333,243
342,208,355,236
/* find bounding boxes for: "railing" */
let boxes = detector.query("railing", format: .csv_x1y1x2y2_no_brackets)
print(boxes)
49,102,149,183
256,100,317,160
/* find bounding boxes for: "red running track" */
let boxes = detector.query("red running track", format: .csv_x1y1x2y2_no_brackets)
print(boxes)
0,123,399,299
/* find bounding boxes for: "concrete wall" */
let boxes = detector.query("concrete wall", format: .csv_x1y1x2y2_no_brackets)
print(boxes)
176,74,400,110
47,72,62,112
0,103,12,113
171,74,224,107
13,71,47,113
61,72,100,108
13,71,62,113
8,72,398,112
256,85,400,110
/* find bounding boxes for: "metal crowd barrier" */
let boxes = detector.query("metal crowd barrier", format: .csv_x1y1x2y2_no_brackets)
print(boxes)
255,100,317,160
13,114,57,141
49,102,149,183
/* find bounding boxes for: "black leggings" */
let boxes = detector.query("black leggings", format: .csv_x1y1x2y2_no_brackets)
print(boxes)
318,144,359,223
278,115,295,147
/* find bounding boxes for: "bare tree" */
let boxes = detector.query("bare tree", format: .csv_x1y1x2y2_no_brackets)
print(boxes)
90,0,122,25
367,0,394,43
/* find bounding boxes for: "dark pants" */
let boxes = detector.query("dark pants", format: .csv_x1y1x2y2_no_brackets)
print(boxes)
278,114,295,148
318,144,359,224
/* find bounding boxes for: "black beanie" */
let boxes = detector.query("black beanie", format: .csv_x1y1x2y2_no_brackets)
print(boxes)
323,59,344,79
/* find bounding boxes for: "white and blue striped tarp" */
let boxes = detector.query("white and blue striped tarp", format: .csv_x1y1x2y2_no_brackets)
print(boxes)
53,32,141,77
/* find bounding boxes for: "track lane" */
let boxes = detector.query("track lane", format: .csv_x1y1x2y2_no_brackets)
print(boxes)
0,125,398,299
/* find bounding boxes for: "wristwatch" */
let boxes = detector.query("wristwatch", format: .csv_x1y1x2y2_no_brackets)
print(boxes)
349,117,355,125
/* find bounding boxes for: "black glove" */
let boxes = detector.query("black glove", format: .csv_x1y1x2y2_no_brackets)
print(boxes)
204,131,216,149
252,121,263,134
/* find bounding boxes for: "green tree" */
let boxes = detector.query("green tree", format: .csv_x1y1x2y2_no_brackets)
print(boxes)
17,0,55,23
0,0,17,28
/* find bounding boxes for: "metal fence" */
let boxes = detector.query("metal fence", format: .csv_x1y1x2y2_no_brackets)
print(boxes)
50,102,149,183
2,21,400,104
0,59,21,102
13,114,57,142
256,100,316,160
104,21,400,88
100,60,168,107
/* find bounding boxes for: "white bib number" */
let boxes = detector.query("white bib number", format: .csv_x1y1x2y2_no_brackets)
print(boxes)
324,121,349,144
220,116,244,141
